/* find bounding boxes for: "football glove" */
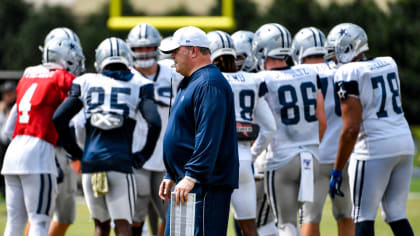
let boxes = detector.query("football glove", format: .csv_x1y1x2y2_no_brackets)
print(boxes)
329,169,344,199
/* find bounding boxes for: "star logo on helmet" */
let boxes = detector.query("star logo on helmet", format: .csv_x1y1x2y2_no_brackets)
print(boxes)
69,43,75,50
339,29,346,36
337,86,347,100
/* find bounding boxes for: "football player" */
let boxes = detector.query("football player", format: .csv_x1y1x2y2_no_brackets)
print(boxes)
231,30,278,236
43,27,85,236
52,37,161,236
231,30,257,72
254,23,326,236
207,30,276,236
1,37,83,236
126,23,181,236
4,27,85,236
329,23,415,236
291,26,354,236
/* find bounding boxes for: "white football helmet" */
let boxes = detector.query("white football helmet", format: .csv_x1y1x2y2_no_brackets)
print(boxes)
41,27,85,74
42,37,85,76
231,30,255,71
94,37,133,72
333,23,369,64
207,30,236,63
43,27,81,48
291,27,327,65
126,23,162,69
324,23,353,61
252,23,292,71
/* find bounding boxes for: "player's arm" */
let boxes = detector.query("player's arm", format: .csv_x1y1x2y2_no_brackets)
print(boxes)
334,96,361,171
2,103,17,141
53,84,84,160
330,79,361,198
316,76,327,141
132,83,162,168
251,98,276,159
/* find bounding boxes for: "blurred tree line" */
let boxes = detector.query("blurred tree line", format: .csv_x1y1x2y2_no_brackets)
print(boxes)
0,0,419,124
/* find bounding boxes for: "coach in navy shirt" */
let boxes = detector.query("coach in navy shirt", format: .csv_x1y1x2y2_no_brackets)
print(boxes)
159,26,239,236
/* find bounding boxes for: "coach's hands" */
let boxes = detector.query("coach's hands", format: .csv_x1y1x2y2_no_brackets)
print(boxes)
159,178,175,201
329,169,344,199
174,177,195,206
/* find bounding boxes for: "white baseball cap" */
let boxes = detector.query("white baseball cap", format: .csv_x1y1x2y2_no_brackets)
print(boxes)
159,26,210,53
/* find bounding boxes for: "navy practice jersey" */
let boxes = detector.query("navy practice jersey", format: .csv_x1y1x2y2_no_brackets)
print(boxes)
69,72,154,173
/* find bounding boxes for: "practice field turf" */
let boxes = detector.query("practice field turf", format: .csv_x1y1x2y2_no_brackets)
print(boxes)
1,177,420,235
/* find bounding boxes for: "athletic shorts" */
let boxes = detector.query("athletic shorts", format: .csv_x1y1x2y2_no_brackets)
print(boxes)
265,153,319,227
301,162,352,224
53,148,77,224
82,171,136,224
348,154,413,223
132,168,168,223
231,160,256,220
5,174,57,224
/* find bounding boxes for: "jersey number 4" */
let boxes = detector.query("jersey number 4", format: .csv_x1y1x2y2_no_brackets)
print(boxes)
18,83,38,124
371,72,403,118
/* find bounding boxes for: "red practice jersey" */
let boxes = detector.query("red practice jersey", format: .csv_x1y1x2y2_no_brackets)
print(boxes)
13,65,75,145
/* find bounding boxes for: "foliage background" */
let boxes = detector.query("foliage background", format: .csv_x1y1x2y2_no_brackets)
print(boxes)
0,0,419,124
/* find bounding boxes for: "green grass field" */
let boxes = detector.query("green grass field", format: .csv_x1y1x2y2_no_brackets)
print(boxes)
1,177,420,235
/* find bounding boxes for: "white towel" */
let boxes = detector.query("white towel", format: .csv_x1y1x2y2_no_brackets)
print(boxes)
298,152,314,203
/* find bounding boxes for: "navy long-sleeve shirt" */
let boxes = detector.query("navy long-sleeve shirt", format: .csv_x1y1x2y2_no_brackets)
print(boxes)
163,64,239,188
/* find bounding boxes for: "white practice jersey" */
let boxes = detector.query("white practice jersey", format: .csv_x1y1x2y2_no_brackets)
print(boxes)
223,71,276,161
334,57,414,160
260,66,320,170
305,63,341,164
132,63,183,171
74,72,150,120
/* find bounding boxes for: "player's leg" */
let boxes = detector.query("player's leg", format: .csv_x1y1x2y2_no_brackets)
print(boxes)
381,154,414,236
231,160,258,236
132,168,151,235
337,218,355,236
265,155,301,236
255,179,277,236
150,171,169,236
301,163,331,236
105,171,136,236
82,173,112,234
94,219,111,236
148,202,159,235
348,158,391,236
115,219,132,236
50,151,78,236
3,175,28,236
332,163,354,236
23,174,57,236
